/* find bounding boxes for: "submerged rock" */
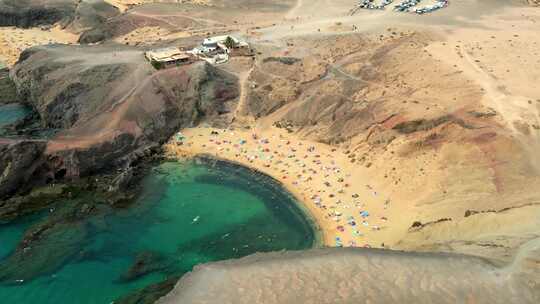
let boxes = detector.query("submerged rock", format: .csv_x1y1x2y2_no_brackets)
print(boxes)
117,251,170,283
0,183,65,224
115,276,181,304
0,214,90,284
0,189,124,284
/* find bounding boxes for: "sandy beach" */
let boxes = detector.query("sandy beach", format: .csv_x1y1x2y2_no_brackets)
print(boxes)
165,126,401,248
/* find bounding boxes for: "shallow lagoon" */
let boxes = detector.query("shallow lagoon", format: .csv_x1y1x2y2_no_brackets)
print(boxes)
0,160,315,303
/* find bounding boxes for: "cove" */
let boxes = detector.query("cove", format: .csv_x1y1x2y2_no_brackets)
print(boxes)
0,159,315,303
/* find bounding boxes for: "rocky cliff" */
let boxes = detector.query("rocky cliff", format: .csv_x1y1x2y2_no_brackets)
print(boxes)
3,43,238,199
0,68,17,104
0,0,118,31
0,139,46,200
242,32,540,262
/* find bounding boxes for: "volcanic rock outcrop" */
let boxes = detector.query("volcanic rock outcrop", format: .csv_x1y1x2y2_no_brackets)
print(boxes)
0,0,118,31
0,68,17,104
3,43,238,200
0,139,47,200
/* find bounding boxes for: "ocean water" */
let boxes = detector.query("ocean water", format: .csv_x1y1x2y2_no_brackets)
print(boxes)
0,160,315,303
0,103,30,130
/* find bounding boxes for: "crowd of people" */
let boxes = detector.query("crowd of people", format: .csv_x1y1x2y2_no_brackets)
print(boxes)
168,128,393,248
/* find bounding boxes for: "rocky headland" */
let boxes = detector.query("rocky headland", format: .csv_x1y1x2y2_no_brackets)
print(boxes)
0,43,239,254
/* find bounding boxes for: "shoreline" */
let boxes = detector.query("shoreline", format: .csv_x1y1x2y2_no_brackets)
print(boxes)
166,145,332,247
164,126,399,248
190,154,325,248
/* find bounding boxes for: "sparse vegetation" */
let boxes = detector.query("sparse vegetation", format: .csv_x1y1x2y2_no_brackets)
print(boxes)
468,109,497,118
224,36,236,49
150,59,164,70
263,57,301,65
392,115,475,134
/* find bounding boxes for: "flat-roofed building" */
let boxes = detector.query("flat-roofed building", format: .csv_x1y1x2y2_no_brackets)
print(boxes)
145,47,192,66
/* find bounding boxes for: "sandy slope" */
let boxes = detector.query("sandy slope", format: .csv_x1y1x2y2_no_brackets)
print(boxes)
104,0,211,12
158,241,540,304
0,26,78,66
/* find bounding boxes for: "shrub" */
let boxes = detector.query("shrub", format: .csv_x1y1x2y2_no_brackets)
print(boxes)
150,59,164,70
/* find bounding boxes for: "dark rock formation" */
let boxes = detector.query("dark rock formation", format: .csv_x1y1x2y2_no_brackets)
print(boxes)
3,43,238,200
0,139,47,200
0,182,64,224
0,164,153,282
0,0,74,28
117,251,170,283
70,0,119,33
0,0,118,31
0,68,18,104
0,214,90,284
115,276,181,304
78,26,111,44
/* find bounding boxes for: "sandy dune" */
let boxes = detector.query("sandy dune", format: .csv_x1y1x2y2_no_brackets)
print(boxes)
159,238,540,304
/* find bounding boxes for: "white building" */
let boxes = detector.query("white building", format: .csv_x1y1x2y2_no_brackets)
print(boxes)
202,35,249,52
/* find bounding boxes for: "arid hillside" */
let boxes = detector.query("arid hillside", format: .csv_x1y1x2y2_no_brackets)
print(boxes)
243,31,540,261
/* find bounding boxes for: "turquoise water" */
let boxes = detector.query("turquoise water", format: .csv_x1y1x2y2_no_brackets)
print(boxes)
0,160,315,303
0,103,30,130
